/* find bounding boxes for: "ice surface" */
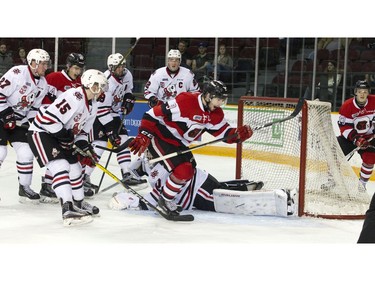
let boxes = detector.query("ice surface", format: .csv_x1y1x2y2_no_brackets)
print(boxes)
0,147,373,280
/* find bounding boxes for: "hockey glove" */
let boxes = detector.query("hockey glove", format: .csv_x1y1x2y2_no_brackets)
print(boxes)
106,130,121,147
354,137,370,150
0,107,16,130
75,140,99,167
226,125,253,143
148,96,161,108
129,130,153,156
53,128,75,150
121,93,136,115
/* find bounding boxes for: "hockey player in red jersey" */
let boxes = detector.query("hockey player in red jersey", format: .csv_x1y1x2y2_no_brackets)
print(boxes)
144,49,200,108
27,69,108,226
128,80,253,218
39,53,88,202
337,80,375,188
0,49,50,203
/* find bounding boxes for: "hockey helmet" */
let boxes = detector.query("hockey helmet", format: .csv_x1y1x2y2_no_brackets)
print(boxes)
27,49,50,67
107,53,125,71
66,53,85,69
167,49,181,61
354,80,371,93
81,69,109,95
203,80,229,99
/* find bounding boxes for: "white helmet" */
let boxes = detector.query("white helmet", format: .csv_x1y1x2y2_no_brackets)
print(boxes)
167,49,181,61
27,49,50,66
81,69,109,95
107,53,125,71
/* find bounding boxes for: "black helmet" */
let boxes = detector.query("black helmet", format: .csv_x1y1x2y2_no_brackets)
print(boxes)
354,80,371,93
203,80,229,99
66,53,85,69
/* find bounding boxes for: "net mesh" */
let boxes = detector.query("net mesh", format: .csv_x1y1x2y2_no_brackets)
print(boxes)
238,98,370,218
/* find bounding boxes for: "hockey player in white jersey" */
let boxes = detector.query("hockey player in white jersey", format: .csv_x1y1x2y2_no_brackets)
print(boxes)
27,69,108,226
109,155,296,217
40,52,89,202
83,53,146,193
144,49,200,108
0,49,50,203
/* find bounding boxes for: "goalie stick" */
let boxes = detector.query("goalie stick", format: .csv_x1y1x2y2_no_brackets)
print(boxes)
74,145,194,222
149,93,306,165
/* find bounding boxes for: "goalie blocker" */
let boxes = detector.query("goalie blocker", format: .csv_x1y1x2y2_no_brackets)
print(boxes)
108,157,297,217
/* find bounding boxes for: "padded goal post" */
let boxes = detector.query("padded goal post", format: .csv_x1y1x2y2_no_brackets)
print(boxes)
236,96,370,219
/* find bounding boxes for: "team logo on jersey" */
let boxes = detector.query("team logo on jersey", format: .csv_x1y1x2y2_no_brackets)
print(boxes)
150,169,159,179
72,123,81,135
51,148,60,158
74,113,82,122
193,115,202,121
17,91,35,109
74,91,83,100
12,68,21,74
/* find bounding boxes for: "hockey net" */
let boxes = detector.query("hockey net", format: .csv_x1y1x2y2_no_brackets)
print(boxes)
236,96,370,219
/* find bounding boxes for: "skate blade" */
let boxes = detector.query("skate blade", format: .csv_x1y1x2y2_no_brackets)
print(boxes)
19,197,40,205
39,196,59,204
63,215,93,227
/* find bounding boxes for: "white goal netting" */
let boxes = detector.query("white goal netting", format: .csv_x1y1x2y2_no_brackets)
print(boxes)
237,97,370,219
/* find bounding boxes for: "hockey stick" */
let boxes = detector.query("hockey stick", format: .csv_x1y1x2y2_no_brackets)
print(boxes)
149,94,306,164
114,37,141,71
97,112,129,191
92,139,134,153
74,145,194,222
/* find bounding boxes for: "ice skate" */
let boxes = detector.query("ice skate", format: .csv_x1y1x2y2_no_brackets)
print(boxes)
39,177,59,204
73,199,100,216
62,201,93,227
121,172,147,186
83,175,98,196
19,184,40,204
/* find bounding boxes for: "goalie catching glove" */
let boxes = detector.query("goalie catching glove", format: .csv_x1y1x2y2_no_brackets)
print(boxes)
226,125,253,144
128,130,153,156
75,140,99,167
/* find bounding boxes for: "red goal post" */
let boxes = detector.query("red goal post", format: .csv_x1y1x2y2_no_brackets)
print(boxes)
235,96,370,219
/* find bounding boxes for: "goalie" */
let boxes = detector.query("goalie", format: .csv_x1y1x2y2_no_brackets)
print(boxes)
109,155,297,217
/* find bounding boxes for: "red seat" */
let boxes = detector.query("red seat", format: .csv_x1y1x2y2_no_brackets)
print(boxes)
359,49,375,61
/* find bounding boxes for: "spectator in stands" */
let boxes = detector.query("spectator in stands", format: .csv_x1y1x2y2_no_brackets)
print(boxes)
192,42,214,85
317,38,345,51
308,38,346,61
177,39,193,69
316,60,342,104
0,43,13,77
13,47,27,65
216,43,233,83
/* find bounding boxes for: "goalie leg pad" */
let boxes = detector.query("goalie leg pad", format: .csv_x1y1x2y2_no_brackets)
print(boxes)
213,189,294,217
